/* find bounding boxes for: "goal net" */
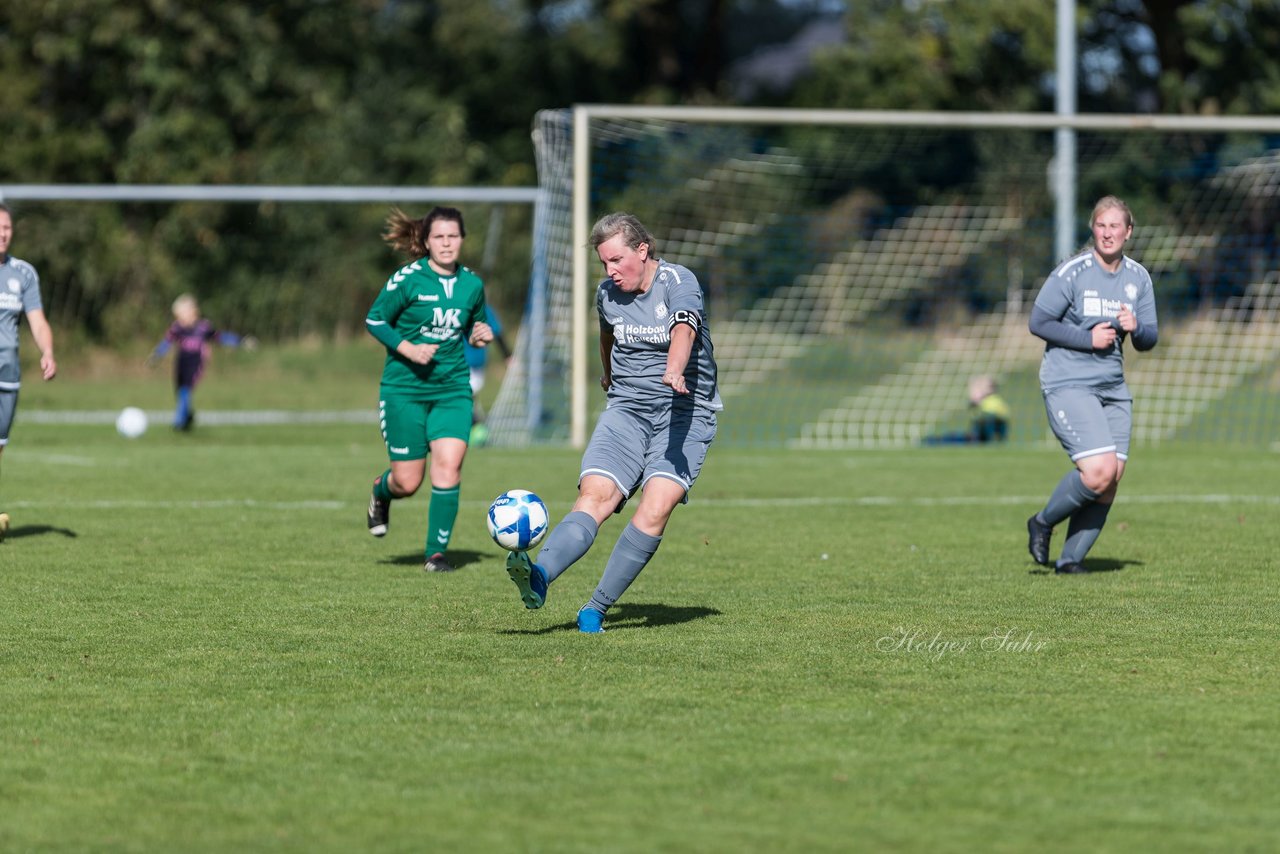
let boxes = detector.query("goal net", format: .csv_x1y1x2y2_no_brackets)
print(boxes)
488,108,1280,449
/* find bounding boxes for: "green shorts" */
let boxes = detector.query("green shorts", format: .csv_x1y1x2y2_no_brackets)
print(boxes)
379,394,473,461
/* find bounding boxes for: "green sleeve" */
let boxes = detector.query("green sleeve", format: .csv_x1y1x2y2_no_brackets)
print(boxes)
466,278,488,337
365,274,410,352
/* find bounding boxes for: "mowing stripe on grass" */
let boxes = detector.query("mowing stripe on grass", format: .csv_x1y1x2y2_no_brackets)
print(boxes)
4,493,1277,511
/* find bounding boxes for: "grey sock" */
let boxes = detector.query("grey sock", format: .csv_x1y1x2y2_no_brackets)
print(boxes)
1058,501,1112,566
1040,470,1100,528
587,523,661,614
536,510,598,583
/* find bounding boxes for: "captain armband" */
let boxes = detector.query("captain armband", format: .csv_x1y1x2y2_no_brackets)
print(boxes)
668,309,700,333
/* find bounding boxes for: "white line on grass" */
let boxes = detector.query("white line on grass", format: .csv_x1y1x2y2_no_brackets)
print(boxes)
13,453,109,467
23,410,376,425
857,494,1271,506
703,494,1280,507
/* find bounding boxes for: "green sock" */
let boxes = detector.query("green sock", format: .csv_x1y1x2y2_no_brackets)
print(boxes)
426,484,460,555
373,469,394,502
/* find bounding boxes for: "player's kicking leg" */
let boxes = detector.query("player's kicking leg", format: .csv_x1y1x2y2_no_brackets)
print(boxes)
505,551,548,609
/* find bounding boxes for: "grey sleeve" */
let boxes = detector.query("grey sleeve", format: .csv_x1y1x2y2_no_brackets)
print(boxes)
1129,280,1159,351
1129,319,1158,351
21,264,44,313
1029,303,1093,351
596,283,610,332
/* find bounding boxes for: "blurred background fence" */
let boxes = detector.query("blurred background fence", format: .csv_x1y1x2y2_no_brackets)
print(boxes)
0,184,536,348
6,109,1280,450
486,108,1280,449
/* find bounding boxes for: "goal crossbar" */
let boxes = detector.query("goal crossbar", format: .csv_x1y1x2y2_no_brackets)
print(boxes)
0,184,538,203
575,105,1280,133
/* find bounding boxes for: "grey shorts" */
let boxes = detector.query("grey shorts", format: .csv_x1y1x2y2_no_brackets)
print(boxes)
1043,385,1132,462
0,389,16,445
580,400,717,507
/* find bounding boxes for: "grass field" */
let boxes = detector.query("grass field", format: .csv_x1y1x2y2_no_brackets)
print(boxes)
2,357,1279,851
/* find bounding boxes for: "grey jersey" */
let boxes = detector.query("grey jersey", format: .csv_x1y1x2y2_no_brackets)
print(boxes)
1032,251,1158,392
0,254,43,390
597,260,722,412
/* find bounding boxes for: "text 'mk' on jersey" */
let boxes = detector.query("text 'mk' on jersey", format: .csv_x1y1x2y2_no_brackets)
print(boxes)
597,260,722,412
0,254,43,390
1033,251,1158,393
366,259,487,400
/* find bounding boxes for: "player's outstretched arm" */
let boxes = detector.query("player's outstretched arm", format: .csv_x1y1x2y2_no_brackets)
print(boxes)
25,308,57,380
145,338,171,367
216,331,256,349
662,324,695,395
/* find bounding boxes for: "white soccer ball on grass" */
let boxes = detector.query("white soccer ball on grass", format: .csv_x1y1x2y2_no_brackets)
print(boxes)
115,406,148,439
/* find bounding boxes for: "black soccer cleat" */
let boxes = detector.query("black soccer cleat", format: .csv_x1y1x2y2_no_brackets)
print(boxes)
424,552,456,573
367,490,390,537
1055,561,1089,575
1026,514,1052,565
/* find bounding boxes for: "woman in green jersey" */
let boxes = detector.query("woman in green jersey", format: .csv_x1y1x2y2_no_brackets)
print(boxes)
364,207,496,573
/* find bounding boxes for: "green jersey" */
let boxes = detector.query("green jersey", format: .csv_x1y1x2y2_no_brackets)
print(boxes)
365,258,488,400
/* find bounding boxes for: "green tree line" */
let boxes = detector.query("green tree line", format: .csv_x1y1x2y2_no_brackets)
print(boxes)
1,0,1274,345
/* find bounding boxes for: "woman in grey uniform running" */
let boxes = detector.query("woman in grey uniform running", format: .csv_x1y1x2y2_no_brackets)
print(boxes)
505,212,722,632
1025,196,1159,574
0,203,58,543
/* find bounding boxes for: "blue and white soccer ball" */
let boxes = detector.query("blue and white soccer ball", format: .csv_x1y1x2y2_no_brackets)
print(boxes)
487,489,549,552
